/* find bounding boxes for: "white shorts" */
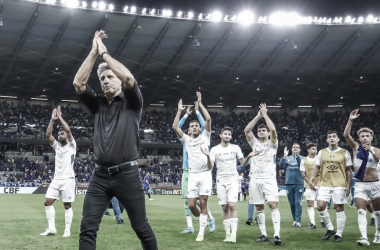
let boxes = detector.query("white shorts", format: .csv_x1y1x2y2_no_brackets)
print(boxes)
217,180,239,205
354,181,380,201
317,186,346,204
45,178,76,203
249,178,279,204
304,188,318,201
187,171,212,198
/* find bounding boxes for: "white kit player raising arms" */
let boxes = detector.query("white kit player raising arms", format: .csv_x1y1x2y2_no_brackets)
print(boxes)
201,127,250,244
343,109,380,245
173,92,212,242
40,106,77,237
243,103,282,245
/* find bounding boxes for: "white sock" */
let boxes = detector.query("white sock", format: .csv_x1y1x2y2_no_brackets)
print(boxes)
358,209,367,239
45,205,55,230
370,212,375,219
271,209,281,237
207,209,214,220
186,216,193,228
307,207,315,225
230,218,238,236
257,210,267,236
65,208,73,232
374,211,380,235
319,209,334,231
336,211,346,237
223,219,231,236
198,214,208,236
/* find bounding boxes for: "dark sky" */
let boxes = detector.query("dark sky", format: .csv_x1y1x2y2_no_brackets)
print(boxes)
112,0,380,17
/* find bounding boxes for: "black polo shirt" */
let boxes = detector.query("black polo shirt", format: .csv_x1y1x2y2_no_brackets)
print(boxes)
79,82,142,166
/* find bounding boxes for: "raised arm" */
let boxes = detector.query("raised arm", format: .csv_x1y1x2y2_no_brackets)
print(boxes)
56,106,73,142
259,103,277,142
196,92,211,133
244,111,262,143
172,99,186,138
73,31,101,93
46,109,58,146
178,105,192,129
194,101,205,133
344,109,360,150
96,30,135,89
279,147,289,167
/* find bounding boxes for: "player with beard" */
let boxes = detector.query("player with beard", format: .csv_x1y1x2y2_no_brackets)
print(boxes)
201,127,250,243
40,106,77,237
343,109,380,245
173,92,212,242
310,131,353,242
243,103,282,245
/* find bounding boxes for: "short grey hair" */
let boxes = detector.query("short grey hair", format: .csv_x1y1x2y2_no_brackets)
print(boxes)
97,62,110,78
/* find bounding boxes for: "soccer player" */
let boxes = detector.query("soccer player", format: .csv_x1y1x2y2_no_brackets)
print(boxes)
343,109,380,245
300,143,320,229
310,131,353,242
243,103,282,245
279,143,304,227
173,92,212,242
201,127,247,243
178,104,215,234
40,106,76,237
144,172,153,201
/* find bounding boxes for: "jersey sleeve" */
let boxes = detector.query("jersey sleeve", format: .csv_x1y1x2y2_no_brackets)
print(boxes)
51,140,58,151
248,137,257,149
202,130,211,146
270,139,278,149
300,158,306,172
180,133,189,144
69,138,77,151
197,111,205,134
236,145,244,159
315,151,322,166
210,147,216,162
345,150,353,166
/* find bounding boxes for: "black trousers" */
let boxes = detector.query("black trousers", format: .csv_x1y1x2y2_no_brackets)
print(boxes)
79,164,158,250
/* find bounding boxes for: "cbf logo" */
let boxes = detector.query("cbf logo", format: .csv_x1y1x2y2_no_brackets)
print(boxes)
330,154,335,159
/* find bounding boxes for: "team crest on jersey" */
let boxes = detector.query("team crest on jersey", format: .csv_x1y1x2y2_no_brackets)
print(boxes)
312,163,316,167
330,154,335,159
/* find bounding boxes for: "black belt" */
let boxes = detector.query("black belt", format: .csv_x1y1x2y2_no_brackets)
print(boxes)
96,160,138,174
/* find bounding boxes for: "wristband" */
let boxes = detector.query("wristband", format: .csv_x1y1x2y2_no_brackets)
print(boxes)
100,51,109,59
184,114,189,118
196,110,200,114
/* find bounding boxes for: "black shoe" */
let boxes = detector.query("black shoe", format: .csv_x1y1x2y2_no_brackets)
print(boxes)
104,212,111,216
116,219,124,225
308,224,316,229
246,219,253,226
257,235,269,242
370,218,375,226
320,221,326,228
274,236,282,245
332,235,342,242
322,229,336,240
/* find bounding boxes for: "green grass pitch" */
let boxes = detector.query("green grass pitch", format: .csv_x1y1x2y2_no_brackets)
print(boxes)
0,194,377,249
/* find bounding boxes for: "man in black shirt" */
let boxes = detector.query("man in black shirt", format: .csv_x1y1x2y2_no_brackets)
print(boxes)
73,30,157,250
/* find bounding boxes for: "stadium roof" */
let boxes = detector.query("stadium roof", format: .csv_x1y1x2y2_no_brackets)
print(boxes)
1,0,380,108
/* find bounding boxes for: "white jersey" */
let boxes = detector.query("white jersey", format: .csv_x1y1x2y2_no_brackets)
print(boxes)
210,143,244,183
180,130,211,173
248,137,278,178
52,139,77,180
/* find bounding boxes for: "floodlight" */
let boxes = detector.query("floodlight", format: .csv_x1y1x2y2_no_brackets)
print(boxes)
198,13,203,20
142,8,146,14
66,0,79,8
162,10,172,17
270,12,300,26
61,0,66,4
92,1,97,8
123,6,128,12
358,16,364,23
130,6,137,13
205,14,211,20
237,11,254,25
211,11,222,22
82,1,87,7
366,15,374,23
345,16,351,23
150,9,155,15
108,4,114,11
177,11,183,17
98,1,106,10
187,12,194,18
231,15,237,22
224,15,228,21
